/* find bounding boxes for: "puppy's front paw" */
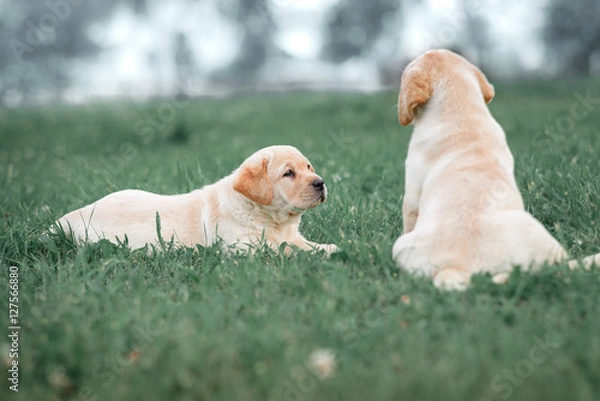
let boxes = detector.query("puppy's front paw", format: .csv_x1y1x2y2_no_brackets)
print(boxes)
433,269,470,291
311,243,338,255
311,244,339,256
322,243,339,255
300,239,339,256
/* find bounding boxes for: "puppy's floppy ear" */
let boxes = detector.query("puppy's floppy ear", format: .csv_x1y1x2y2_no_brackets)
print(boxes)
398,65,433,126
233,157,273,206
473,67,494,104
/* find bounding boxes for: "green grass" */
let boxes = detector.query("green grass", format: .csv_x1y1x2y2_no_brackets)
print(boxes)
1,80,600,401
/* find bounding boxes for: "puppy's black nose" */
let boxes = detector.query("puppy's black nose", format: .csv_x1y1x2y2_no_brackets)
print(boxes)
312,178,325,190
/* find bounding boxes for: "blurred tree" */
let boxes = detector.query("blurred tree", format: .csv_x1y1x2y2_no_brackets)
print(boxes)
544,0,600,76
322,0,401,63
215,0,275,83
0,0,146,99
173,32,197,89
458,0,492,74
132,0,148,15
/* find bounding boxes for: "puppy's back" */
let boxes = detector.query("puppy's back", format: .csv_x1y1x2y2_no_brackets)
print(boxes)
56,189,203,248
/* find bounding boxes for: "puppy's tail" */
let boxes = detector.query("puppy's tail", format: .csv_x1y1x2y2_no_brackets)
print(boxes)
567,252,600,270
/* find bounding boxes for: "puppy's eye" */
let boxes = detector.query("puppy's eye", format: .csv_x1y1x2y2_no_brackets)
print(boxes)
307,164,312,170
283,169,295,178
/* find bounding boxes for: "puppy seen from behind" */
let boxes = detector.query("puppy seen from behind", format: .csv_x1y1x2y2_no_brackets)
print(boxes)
392,49,600,290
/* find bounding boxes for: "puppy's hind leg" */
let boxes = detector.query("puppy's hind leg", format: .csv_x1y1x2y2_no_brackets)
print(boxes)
392,232,437,277
392,232,416,269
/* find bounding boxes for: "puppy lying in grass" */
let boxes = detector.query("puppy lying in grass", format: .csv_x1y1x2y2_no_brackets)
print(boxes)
392,49,600,290
56,145,337,254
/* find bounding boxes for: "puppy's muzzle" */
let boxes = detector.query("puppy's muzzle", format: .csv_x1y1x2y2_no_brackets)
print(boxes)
312,178,327,202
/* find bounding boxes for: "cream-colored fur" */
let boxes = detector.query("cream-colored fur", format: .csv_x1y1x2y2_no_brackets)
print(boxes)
56,145,337,254
392,49,599,291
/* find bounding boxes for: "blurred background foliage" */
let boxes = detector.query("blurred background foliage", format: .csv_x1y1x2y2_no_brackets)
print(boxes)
0,0,599,104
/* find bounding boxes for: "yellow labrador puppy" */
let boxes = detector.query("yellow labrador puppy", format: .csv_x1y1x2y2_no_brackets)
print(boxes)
392,49,599,290
56,145,337,254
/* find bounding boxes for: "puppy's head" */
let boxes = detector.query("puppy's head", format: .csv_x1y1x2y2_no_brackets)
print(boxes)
398,49,495,126
233,145,327,213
